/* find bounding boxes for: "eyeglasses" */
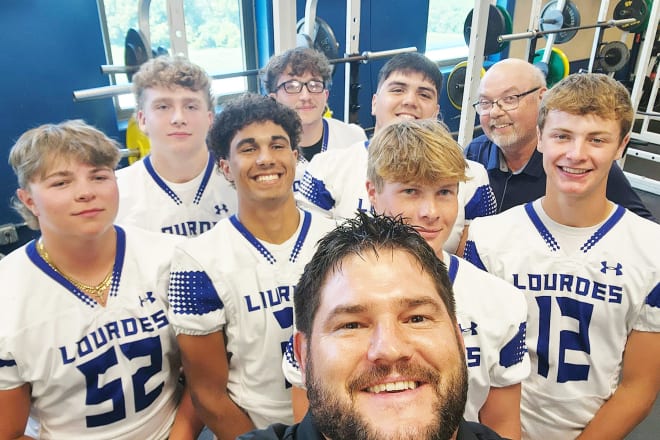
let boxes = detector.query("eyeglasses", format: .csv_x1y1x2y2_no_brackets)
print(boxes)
275,79,326,94
473,87,541,115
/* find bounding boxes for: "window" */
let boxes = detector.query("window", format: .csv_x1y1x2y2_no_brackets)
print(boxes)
425,1,472,65
98,0,257,121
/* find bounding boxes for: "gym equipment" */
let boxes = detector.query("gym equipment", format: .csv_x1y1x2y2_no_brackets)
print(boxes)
124,116,150,164
613,0,652,33
595,41,631,73
539,0,581,44
296,16,340,72
463,5,513,55
533,47,570,87
446,61,486,110
123,29,149,81
498,17,637,45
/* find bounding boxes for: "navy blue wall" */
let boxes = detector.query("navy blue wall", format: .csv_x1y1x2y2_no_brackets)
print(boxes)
0,1,121,251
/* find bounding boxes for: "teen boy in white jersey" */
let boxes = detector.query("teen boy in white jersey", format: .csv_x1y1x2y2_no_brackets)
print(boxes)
167,94,335,440
262,46,367,189
283,119,528,439
116,56,237,236
295,52,496,254
464,73,660,439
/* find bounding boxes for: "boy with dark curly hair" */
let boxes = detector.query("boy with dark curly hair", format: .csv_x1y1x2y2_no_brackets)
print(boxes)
167,93,336,440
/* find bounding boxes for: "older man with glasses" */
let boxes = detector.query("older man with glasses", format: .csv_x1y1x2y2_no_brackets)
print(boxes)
464,58,655,220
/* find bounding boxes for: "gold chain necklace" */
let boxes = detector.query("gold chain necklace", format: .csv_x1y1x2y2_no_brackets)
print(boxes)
36,240,113,304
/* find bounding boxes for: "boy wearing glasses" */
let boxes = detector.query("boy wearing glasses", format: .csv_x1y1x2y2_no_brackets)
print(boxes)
262,47,366,181
464,58,654,220
465,73,660,439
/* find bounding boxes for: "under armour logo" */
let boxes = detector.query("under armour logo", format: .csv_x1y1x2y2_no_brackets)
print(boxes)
139,291,156,307
459,321,478,336
215,204,228,215
600,261,623,276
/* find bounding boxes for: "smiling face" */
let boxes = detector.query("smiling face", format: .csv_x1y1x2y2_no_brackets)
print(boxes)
220,120,298,210
371,71,440,133
271,69,329,130
17,158,118,239
297,249,467,440
367,179,459,257
137,85,213,156
538,110,627,202
478,60,545,155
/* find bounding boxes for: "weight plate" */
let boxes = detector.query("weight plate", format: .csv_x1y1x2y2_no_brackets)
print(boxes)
124,28,150,82
534,47,569,87
597,41,630,73
464,5,509,56
497,5,514,36
296,17,340,72
447,61,468,110
613,0,650,33
540,0,581,44
446,61,486,110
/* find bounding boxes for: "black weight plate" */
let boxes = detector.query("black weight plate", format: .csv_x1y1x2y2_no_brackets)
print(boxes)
464,5,508,56
613,0,649,33
598,41,630,72
540,0,581,44
124,28,149,81
296,17,340,73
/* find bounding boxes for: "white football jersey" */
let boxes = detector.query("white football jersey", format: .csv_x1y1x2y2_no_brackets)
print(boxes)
282,250,529,423
168,210,335,428
294,117,367,195
0,226,184,440
295,141,496,253
116,154,237,237
464,200,660,440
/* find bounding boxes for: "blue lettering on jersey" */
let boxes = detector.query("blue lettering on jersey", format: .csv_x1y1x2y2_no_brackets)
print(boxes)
244,285,295,312
356,198,369,213
161,221,217,236
466,346,481,367
59,310,169,365
512,273,623,304
78,335,164,427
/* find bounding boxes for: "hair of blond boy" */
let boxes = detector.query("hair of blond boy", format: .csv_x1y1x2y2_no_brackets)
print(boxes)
367,119,469,192
132,55,214,111
9,119,121,229
538,73,633,142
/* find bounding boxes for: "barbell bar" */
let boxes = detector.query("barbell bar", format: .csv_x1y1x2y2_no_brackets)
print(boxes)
498,18,637,43
73,46,418,102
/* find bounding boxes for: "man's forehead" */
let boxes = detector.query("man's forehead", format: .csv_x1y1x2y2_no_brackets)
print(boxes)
382,71,437,89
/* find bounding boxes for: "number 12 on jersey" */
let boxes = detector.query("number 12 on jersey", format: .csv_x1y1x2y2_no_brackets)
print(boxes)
535,296,594,383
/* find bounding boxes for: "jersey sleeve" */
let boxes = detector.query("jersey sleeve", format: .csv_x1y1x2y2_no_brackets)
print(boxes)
636,281,660,332
463,160,497,224
0,337,22,391
294,153,336,218
489,295,530,387
167,245,226,336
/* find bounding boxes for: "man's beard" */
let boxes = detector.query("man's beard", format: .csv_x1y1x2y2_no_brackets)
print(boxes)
305,351,468,440
489,126,519,150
